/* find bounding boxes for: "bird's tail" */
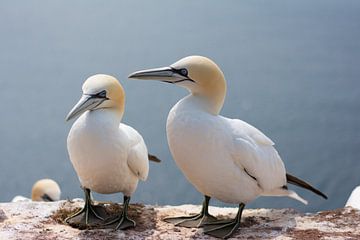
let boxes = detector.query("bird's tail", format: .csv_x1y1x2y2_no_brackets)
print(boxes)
148,154,161,163
262,187,308,205
286,173,327,199
286,189,308,205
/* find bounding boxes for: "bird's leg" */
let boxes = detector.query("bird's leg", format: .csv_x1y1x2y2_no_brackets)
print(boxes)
163,195,217,228
104,195,136,230
203,203,245,239
65,187,106,226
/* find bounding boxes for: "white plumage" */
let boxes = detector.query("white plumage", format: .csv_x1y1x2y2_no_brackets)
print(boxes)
65,74,151,229
129,55,326,238
67,109,149,196
167,95,306,205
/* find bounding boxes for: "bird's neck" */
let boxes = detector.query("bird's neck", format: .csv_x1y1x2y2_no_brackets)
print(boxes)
192,86,226,115
86,108,123,128
179,93,222,116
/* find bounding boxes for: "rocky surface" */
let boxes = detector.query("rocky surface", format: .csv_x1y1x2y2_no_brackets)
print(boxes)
0,200,359,239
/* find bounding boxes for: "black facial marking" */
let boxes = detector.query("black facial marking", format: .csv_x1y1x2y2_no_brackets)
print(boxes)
164,67,195,84
41,193,54,202
94,90,107,98
171,67,189,77
86,90,108,99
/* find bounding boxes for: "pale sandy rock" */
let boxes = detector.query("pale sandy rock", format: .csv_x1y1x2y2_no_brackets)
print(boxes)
0,200,359,239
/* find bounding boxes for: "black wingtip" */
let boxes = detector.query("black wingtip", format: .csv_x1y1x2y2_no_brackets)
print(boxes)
148,154,161,163
286,173,328,200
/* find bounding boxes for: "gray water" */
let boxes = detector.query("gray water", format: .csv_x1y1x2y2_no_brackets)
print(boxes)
0,1,359,213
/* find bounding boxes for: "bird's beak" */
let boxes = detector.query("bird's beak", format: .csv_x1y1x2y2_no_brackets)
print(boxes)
65,94,106,121
128,66,185,83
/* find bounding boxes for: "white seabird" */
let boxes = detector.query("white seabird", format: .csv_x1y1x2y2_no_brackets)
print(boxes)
12,178,61,202
345,186,360,210
65,74,160,229
129,56,327,238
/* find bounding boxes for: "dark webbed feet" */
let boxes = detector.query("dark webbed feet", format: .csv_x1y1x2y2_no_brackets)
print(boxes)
203,203,245,239
65,188,108,228
104,195,136,230
163,195,217,228
164,212,217,228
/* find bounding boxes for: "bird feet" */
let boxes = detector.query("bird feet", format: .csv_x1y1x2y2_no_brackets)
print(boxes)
104,212,136,230
202,203,245,239
65,203,107,228
202,218,240,239
164,213,218,228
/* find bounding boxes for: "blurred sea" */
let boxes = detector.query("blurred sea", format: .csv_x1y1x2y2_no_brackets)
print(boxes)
0,0,359,212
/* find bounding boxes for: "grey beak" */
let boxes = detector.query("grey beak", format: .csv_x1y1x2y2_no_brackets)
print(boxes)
65,94,106,121
128,66,184,82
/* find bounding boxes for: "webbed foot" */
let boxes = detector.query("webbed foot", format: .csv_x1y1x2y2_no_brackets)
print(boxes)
203,203,245,239
104,195,136,230
163,195,217,228
65,188,107,228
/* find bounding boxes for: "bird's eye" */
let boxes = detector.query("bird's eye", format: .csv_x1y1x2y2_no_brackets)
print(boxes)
97,90,107,98
180,68,188,76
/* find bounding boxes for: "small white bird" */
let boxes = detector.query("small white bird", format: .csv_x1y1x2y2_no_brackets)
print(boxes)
11,178,61,202
345,186,360,210
129,56,327,238
65,74,160,229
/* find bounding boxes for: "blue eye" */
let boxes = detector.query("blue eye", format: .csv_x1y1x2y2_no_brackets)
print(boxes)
97,90,107,98
180,68,188,76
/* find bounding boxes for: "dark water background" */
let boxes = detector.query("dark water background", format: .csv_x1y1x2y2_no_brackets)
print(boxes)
0,1,359,212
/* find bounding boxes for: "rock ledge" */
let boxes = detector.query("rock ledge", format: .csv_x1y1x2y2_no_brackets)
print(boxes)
0,200,359,239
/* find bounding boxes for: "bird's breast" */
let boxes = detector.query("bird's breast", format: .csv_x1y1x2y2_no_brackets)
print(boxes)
166,102,261,203
67,112,137,194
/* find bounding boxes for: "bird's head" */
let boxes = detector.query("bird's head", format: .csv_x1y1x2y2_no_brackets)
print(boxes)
128,56,226,115
31,179,61,202
66,74,125,121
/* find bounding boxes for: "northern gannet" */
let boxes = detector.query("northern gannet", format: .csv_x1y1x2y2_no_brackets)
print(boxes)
129,56,327,238
65,74,160,229
11,178,61,202
345,186,360,210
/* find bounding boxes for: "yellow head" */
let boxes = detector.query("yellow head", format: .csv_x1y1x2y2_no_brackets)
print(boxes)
31,179,61,202
66,74,125,121
128,56,227,115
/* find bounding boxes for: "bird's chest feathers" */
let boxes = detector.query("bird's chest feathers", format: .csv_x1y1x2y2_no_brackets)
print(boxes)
166,104,227,168
68,112,127,164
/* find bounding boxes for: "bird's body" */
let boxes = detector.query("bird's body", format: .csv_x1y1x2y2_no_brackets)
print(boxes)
65,74,155,230
167,94,304,205
67,109,148,196
346,186,360,210
129,56,326,238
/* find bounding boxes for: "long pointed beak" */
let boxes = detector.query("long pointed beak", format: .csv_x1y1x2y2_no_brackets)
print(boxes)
65,94,106,121
128,66,184,82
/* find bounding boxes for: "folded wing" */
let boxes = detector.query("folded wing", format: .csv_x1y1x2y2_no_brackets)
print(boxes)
121,124,149,181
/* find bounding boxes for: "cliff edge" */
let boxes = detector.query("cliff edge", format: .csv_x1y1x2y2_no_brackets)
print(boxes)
0,200,359,239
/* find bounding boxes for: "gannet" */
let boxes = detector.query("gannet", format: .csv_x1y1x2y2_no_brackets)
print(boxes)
345,186,360,210
65,74,160,229
129,56,327,238
11,178,61,202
